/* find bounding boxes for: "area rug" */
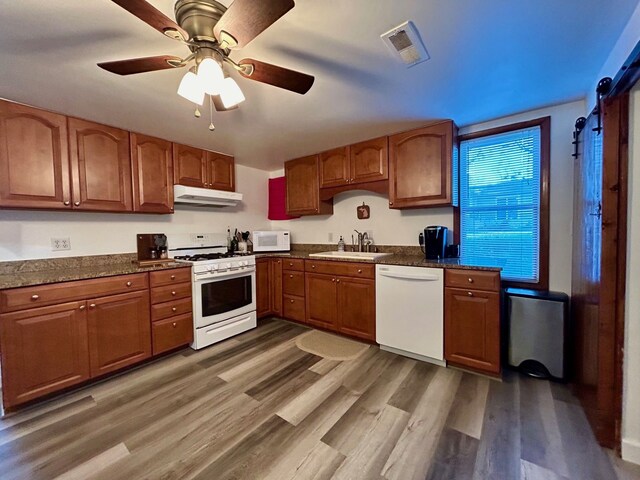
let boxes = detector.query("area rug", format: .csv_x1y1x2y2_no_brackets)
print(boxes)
296,330,370,361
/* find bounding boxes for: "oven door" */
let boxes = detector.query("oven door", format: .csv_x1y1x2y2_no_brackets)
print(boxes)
194,269,256,328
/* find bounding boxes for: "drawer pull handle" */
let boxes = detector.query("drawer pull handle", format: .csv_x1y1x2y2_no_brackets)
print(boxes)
358,269,362,273
170,275,176,280
172,307,177,312
290,299,295,303
467,292,473,297
171,291,177,296
468,278,474,283
79,305,86,311
90,303,96,308
126,281,132,287
172,322,177,328
31,295,39,300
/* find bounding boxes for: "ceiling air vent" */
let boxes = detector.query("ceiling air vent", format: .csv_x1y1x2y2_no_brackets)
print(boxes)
380,21,430,68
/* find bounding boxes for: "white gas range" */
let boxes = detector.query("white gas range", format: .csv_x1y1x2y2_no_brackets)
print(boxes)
167,233,257,350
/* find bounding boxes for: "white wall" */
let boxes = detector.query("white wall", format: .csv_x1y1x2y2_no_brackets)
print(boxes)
622,82,640,464
272,99,585,294
0,164,270,261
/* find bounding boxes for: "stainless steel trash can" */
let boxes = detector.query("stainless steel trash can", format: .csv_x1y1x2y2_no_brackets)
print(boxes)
505,288,569,381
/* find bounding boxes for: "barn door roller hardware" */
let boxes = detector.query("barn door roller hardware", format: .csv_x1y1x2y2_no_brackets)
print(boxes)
593,77,612,134
572,116,587,159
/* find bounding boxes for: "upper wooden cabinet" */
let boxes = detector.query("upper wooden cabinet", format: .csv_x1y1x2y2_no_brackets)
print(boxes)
68,118,133,212
172,143,206,188
350,136,388,184
285,155,333,216
131,133,174,214
319,147,350,188
0,100,71,210
207,152,235,191
389,121,458,209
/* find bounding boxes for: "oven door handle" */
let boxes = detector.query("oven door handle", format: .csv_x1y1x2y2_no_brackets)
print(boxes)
195,267,256,282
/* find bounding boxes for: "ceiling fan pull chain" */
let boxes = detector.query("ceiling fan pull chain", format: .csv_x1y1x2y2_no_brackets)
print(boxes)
194,106,201,118
208,96,215,132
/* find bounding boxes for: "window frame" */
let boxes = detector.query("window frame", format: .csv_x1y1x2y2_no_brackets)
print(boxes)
454,116,551,290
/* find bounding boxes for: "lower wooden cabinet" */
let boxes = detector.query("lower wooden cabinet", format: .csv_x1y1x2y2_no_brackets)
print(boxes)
87,290,151,377
256,258,283,318
336,277,375,342
152,313,193,355
0,301,90,409
444,269,501,375
305,273,338,330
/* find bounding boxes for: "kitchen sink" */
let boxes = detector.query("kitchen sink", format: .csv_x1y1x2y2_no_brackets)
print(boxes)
308,251,393,261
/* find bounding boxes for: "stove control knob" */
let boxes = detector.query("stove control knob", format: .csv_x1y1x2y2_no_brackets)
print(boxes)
210,264,218,271
226,263,232,269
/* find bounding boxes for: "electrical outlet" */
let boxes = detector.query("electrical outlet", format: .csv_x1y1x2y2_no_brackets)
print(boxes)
51,237,71,251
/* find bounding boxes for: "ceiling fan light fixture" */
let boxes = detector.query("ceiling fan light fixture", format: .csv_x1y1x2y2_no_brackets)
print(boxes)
177,69,205,105
219,77,245,109
197,57,224,95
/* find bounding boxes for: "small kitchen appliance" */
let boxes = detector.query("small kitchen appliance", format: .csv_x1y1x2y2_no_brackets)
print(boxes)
167,233,257,350
419,226,448,260
252,230,290,252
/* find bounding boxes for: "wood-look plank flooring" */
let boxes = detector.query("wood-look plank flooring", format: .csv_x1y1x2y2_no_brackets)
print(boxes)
0,318,639,480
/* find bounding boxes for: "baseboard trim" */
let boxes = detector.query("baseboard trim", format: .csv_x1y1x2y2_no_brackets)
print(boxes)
621,438,640,465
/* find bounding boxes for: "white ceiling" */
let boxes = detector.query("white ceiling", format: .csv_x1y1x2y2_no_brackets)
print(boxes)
0,0,637,170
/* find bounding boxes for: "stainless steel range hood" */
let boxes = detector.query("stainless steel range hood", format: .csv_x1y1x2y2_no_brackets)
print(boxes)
174,185,243,207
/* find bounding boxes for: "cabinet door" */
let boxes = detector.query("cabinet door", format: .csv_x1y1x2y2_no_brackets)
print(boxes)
131,133,174,213
270,258,283,317
305,273,337,329
256,259,271,318
207,152,235,191
173,143,206,187
350,136,388,184
319,146,349,188
0,100,71,209
0,301,89,408
444,288,500,375
285,155,333,216
87,290,151,377
68,118,133,212
336,277,375,341
389,121,456,208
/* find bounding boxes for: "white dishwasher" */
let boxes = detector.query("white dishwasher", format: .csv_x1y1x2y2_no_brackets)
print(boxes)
375,264,445,366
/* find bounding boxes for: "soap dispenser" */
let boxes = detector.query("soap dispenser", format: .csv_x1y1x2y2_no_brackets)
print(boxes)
337,236,345,252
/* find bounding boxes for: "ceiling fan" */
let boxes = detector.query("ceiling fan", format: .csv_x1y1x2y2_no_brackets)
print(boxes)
98,0,314,124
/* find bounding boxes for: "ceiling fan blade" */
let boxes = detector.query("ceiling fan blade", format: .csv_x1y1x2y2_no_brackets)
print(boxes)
98,55,184,75
212,95,238,112
214,0,294,49
238,58,314,94
110,0,188,41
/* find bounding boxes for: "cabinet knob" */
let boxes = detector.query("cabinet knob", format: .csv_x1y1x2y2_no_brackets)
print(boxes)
331,278,335,282
126,281,132,287
172,322,177,328
277,260,281,264
63,201,70,206
79,305,86,310
90,303,96,308
311,265,316,269
289,262,293,266
389,202,393,206
31,294,39,301
172,307,177,312
467,292,473,297
171,291,177,296
290,299,295,303
74,201,80,206
468,278,474,283
290,274,294,278
336,279,341,283
170,275,176,280
358,269,362,273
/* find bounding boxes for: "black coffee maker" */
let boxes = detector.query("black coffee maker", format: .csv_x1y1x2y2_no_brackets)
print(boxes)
419,226,448,260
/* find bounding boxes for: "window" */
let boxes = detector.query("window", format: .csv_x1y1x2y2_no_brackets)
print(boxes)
457,117,550,288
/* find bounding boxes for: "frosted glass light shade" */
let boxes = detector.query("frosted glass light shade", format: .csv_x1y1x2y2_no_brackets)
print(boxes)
177,70,205,105
197,58,224,95
219,77,245,108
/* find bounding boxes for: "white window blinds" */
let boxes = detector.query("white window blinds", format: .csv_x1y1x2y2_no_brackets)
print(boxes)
459,126,542,282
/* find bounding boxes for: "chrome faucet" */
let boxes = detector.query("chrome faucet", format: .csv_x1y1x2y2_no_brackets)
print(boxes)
354,230,366,252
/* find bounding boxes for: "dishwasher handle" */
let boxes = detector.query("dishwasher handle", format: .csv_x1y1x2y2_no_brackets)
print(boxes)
378,271,441,281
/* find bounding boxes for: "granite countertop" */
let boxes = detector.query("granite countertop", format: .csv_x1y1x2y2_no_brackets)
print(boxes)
0,254,190,290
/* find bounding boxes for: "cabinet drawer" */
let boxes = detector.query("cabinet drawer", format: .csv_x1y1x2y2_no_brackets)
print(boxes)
283,295,305,322
445,269,500,292
282,258,305,272
283,271,305,296
150,268,191,287
151,297,193,322
152,313,193,355
150,282,192,305
0,273,149,313
304,260,375,279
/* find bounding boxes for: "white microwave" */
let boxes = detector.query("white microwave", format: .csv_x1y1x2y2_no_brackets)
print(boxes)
252,231,290,252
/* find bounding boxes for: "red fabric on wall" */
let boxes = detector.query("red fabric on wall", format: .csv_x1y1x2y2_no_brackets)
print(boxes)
269,176,299,220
